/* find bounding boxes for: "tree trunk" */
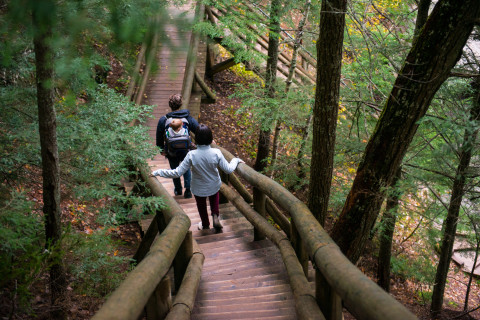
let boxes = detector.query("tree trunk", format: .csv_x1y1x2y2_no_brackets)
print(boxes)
285,0,311,92
297,114,312,180
330,0,480,263
414,0,431,38
464,238,479,311
253,0,282,173
431,79,480,317
377,167,402,292
270,0,312,179
308,0,347,226
32,2,66,318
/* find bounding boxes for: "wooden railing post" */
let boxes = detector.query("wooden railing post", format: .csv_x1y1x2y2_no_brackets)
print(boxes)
290,219,308,276
219,171,229,204
253,187,266,241
132,211,167,264
145,275,172,320
173,231,193,292
316,269,342,320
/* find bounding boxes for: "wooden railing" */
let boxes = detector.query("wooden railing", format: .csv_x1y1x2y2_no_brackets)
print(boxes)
217,145,417,320
93,165,205,320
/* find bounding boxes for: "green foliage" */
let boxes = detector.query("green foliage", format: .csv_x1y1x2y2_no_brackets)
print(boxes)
56,85,161,224
415,289,433,305
391,254,436,284
0,191,45,310
65,229,132,297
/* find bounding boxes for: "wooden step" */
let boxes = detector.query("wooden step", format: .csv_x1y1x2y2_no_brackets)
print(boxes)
191,308,296,320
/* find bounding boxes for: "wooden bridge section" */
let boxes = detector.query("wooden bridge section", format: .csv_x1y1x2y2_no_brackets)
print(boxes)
93,2,418,320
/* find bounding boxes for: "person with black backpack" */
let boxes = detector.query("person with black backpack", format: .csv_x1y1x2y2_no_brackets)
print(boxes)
152,124,243,230
156,94,199,198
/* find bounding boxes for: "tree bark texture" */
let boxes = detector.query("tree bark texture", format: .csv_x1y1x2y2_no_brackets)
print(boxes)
431,79,480,316
330,0,480,263
32,1,67,316
254,0,282,173
308,0,347,226
377,167,401,292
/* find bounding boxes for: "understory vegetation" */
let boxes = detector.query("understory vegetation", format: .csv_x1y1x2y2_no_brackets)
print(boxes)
2,0,480,319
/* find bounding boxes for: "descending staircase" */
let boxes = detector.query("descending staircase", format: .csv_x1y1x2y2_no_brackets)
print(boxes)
147,154,305,319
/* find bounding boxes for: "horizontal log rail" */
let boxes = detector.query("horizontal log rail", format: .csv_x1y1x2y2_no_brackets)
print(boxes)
93,164,205,320
216,146,417,320
92,213,191,320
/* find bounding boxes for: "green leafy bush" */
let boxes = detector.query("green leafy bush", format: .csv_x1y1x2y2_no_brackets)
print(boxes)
0,191,45,310
65,229,132,297
391,254,436,284
57,85,162,224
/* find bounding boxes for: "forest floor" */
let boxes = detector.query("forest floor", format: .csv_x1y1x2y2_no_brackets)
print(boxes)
5,69,480,320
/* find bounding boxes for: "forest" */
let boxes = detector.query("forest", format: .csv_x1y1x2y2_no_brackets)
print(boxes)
2,0,480,319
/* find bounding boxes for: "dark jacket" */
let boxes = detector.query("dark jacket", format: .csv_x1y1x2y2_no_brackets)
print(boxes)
156,109,199,153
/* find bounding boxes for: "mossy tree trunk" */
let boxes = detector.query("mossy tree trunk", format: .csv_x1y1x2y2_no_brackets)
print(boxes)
308,0,347,226
32,1,66,318
414,0,431,38
330,0,480,263
377,167,402,292
431,79,480,317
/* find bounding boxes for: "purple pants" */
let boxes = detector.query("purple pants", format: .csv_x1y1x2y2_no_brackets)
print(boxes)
194,192,219,229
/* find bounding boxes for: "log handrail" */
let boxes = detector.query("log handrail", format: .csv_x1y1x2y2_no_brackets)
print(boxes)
217,146,417,320
93,165,205,320
92,213,191,320
221,183,325,320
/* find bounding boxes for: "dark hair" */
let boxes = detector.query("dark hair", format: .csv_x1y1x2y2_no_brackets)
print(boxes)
195,124,213,145
168,94,182,110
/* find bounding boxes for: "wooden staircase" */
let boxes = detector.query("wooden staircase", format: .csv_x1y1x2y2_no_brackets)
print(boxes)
148,154,304,319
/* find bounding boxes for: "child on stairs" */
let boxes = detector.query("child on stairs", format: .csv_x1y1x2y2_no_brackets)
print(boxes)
152,124,243,230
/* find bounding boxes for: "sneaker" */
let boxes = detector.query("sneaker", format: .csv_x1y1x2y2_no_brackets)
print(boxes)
184,188,192,199
212,214,223,229
197,222,209,230
174,188,182,196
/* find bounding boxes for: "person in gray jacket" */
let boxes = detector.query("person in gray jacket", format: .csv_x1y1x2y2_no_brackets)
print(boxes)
152,124,243,230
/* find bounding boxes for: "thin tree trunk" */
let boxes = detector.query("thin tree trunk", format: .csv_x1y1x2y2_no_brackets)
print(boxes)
254,0,282,173
270,121,281,178
285,0,311,92
297,114,312,180
464,238,479,311
431,79,480,317
308,0,347,226
330,0,480,263
270,0,311,178
377,167,402,292
414,0,431,38
32,2,66,318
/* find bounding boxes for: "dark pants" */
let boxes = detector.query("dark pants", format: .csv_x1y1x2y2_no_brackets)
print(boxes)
194,192,219,229
167,156,191,192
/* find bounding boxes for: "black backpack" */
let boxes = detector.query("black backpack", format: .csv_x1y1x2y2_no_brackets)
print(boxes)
164,117,192,158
